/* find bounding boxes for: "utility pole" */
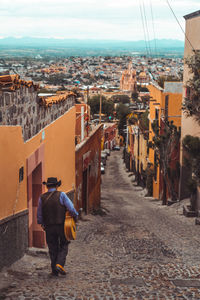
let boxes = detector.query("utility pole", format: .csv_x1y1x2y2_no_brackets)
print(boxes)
81,106,84,142
86,86,89,104
99,89,102,124
137,126,140,186
86,86,89,137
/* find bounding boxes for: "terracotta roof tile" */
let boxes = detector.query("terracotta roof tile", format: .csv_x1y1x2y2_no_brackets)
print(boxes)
39,91,75,107
0,74,39,91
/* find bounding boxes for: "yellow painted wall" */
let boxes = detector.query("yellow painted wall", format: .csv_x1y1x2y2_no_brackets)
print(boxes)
148,84,163,199
0,107,76,221
148,84,182,199
165,92,182,127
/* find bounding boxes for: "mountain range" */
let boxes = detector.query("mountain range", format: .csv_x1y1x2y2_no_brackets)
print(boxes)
0,37,184,49
0,37,184,58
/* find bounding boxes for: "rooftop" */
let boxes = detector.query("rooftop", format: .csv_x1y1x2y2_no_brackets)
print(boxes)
164,82,183,94
0,74,38,91
184,10,200,20
39,91,75,107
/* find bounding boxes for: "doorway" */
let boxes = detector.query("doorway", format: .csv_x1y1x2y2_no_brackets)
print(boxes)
31,163,44,247
27,144,45,248
82,169,88,213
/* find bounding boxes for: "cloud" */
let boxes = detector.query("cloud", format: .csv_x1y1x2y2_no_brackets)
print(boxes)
1,0,199,19
0,0,199,40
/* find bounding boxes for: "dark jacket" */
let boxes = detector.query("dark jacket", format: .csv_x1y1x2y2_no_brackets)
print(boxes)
41,191,66,225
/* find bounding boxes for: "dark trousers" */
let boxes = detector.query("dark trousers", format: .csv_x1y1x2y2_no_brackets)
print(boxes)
45,224,70,273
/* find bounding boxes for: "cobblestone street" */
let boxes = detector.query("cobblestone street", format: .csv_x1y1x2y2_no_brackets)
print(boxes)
1,150,200,299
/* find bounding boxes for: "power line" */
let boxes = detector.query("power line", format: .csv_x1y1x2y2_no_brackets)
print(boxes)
139,2,150,56
149,0,157,56
165,0,195,51
142,0,152,56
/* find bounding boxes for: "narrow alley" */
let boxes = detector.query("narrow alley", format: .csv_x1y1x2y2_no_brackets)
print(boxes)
1,150,200,299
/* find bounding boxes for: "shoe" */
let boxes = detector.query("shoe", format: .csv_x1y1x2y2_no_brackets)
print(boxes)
49,271,58,277
55,264,66,275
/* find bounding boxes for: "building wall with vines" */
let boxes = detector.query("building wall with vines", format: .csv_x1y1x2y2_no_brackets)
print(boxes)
180,10,200,203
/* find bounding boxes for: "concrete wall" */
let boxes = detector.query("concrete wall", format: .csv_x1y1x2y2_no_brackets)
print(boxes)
0,210,28,270
0,86,75,141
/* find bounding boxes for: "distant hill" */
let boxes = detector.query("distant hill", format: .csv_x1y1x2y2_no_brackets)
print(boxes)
0,37,184,58
0,37,184,49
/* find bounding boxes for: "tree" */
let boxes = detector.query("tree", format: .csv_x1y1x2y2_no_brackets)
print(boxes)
111,94,130,104
137,86,149,92
141,94,150,106
47,73,66,85
182,135,200,210
145,163,154,196
131,91,139,101
139,110,149,132
103,98,114,116
116,103,130,137
88,95,114,117
149,120,181,204
183,52,200,124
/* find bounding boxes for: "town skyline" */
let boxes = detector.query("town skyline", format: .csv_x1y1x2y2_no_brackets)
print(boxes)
0,0,199,41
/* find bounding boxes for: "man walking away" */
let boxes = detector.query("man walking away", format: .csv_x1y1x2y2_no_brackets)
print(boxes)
37,177,78,276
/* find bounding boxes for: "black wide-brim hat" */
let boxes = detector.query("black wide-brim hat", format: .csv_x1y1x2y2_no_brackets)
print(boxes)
43,177,61,187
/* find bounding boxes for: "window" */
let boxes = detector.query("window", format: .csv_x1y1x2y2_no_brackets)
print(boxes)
154,152,157,181
155,108,159,127
19,167,24,182
155,108,159,120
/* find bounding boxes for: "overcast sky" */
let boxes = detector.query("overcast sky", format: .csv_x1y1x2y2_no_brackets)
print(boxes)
0,0,199,41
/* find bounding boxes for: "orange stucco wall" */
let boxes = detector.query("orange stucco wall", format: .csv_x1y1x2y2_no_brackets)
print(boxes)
0,107,76,221
0,126,26,220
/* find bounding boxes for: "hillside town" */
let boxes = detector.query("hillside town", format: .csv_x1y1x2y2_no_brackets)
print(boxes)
0,55,183,92
0,9,200,300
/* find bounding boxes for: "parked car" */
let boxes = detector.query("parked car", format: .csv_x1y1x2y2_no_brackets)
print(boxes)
102,150,109,158
104,149,110,156
113,145,120,151
101,162,105,174
91,119,99,124
101,152,107,166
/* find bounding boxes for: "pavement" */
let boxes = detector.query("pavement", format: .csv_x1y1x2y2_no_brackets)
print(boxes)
1,150,200,299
